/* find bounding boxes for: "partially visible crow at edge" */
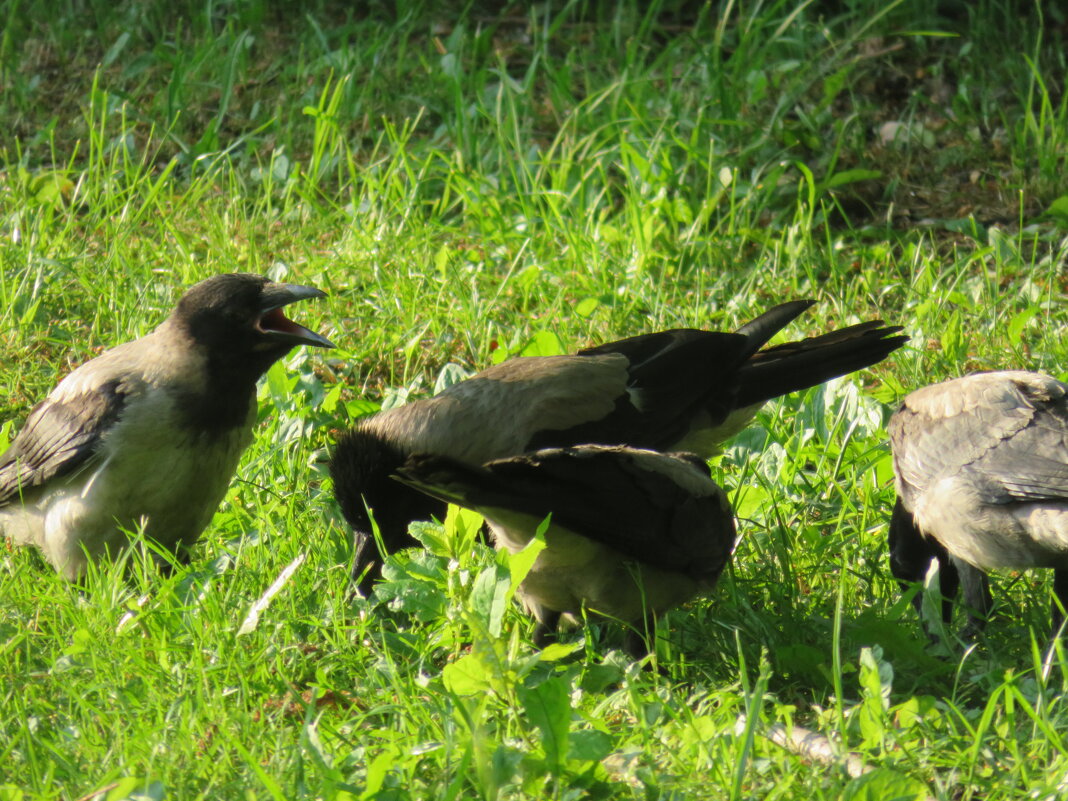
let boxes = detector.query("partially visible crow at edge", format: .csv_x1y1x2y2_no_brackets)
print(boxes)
331,299,907,594
889,371,1068,637
0,273,334,580
395,445,736,656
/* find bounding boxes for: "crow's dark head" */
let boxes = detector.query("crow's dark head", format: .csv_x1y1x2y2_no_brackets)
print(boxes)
330,427,447,595
173,273,334,373
166,273,334,431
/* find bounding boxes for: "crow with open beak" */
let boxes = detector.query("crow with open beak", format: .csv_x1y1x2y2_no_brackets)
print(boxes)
0,273,334,580
394,445,736,655
331,299,906,593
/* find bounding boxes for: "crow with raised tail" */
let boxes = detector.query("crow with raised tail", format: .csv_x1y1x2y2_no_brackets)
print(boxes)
331,300,907,593
0,273,334,580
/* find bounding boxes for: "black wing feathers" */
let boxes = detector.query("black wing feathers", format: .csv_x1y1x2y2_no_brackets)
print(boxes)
538,330,751,451
733,322,908,409
732,299,815,341
564,305,799,451
396,449,733,579
0,380,128,505
549,303,905,452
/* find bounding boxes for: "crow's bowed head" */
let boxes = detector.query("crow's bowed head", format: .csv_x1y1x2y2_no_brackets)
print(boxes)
889,371,1068,637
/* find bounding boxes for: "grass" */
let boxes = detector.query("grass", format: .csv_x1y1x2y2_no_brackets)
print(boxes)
1,0,1067,798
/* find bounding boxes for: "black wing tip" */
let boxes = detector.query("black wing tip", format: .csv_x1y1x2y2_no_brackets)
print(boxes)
863,323,907,338
763,298,816,313
869,331,910,351
733,299,817,345
754,299,816,317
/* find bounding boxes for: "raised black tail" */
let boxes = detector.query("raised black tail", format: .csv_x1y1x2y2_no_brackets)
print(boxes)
733,320,908,409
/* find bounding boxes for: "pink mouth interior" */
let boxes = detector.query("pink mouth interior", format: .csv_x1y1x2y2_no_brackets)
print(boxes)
259,307,302,334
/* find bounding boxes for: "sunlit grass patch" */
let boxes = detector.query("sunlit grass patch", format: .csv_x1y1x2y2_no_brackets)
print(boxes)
1,1,1067,798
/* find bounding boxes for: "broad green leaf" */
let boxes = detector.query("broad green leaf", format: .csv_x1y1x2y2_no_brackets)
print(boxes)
362,750,397,797
569,729,613,762
32,171,74,205
518,676,571,771
444,505,484,559
858,645,893,707
939,311,966,361
264,361,295,407
538,641,584,662
893,695,940,730
378,577,447,623
442,652,495,696
842,768,930,801
434,243,450,274
407,520,450,555
434,362,470,394
575,297,599,317
521,330,565,357
516,264,541,290
470,562,512,637
1007,306,1038,341
872,451,895,489
1046,194,1068,223
344,398,382,419
821,66,849,107
857,646,893,747
443,639,511,697
502,520,548,598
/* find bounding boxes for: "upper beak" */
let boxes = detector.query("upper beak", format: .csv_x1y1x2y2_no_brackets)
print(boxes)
257,282,336,348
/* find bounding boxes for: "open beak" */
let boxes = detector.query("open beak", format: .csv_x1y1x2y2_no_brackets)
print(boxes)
257,282,336,348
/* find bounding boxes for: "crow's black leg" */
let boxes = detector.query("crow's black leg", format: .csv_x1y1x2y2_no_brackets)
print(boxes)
956,559,992,638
